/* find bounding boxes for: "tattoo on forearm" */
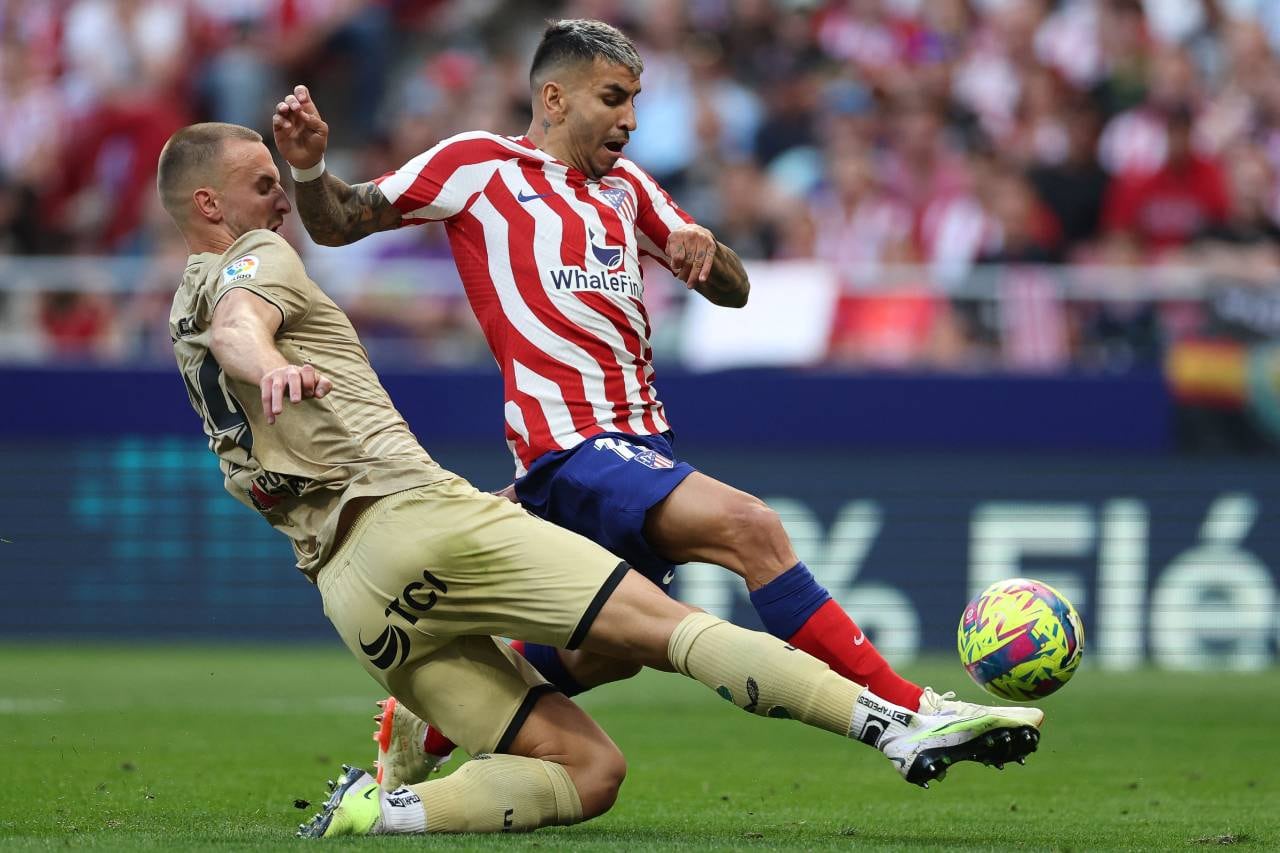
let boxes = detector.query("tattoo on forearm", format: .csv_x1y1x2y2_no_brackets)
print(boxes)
698,244,750,307
293,174,401,246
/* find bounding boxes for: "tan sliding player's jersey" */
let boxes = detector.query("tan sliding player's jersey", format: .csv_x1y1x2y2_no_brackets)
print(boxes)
170,228,450,579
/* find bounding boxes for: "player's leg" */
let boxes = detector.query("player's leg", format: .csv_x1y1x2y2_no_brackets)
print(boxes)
300,637,626,836
339,478,1038,794
576,569,1042,786
375,558,1042,795
498,433,698,698
372,644,641,791
308,485,633,837
644,471,925,710
513,432,920,708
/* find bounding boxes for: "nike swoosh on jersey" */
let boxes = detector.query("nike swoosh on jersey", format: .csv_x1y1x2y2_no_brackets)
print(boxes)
853,633,866,645
516,190,554,203
662,569,675,585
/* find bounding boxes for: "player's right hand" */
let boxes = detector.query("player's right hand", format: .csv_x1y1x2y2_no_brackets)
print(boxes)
260,363,332,425
272,85,329,171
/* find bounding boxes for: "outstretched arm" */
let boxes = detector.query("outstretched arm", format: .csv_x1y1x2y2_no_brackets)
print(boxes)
666,224,750,308
272,85,401,246
211,289,332,424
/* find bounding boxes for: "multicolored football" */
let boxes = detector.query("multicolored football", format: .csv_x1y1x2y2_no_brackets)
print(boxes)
957,578,1084,701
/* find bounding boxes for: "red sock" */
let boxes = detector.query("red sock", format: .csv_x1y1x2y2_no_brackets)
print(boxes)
787,599,924,711
422,640,529,756
423,722,457,757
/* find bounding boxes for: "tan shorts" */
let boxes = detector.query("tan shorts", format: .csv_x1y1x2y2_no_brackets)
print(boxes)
316,477,627,755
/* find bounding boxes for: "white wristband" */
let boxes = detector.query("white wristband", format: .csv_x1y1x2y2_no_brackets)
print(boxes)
290,158,326,182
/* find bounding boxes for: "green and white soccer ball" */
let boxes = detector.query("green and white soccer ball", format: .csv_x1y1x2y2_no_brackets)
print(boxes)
957,578,1085,701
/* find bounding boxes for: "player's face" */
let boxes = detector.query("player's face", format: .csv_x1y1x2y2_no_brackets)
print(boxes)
217,140,291,237
564,60,639,179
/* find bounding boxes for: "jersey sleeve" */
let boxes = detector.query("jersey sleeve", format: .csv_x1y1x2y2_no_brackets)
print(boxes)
616,159,695,271
373,132,503,225
211,230,314,329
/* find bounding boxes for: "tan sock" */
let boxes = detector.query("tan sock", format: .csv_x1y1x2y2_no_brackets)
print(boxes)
401,753,582,833
668,611,897,740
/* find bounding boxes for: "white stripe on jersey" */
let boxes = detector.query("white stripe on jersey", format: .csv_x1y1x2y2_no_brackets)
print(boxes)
504,399,530,445
513,358,579,453
399,161,501,222
634,227,666,261
471,188,615,435
536,164,651,435
378,130,503,214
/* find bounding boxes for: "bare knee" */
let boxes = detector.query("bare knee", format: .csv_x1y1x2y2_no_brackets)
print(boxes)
572,739,627,819
722,496,795,581
506,692,628,821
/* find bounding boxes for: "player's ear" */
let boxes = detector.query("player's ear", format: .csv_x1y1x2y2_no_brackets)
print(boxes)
192,187,223,224
541,79,568,124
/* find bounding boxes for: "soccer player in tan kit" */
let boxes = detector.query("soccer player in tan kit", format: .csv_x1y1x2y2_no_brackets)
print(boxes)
158,122,1042,838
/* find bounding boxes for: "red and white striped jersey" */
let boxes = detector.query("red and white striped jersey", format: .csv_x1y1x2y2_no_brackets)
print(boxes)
374,132,694,475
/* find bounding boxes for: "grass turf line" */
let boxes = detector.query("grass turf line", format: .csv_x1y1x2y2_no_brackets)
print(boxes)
0,644,1276,851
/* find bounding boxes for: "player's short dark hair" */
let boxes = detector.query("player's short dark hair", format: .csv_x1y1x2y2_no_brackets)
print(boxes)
529,19,643,88
157,122,262,220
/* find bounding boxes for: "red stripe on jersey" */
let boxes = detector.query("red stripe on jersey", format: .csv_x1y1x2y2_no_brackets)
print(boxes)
519,167,639,435
483,171,616,439
582,184,665,434
575,292,663,434
506,380,548,464
445,203,588,455
375,137,499,215
521,165,584,267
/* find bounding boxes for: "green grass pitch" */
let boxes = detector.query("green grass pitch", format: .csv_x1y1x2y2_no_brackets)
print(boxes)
1,644,1276,851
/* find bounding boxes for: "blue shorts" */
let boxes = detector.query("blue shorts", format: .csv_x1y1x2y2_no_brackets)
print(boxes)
514,432,696,591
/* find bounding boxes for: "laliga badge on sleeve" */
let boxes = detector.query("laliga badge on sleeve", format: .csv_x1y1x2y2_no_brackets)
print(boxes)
223,254,260,284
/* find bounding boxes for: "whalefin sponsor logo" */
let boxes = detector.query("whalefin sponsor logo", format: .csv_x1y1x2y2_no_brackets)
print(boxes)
547,267,642,297
591,241,623,269
546,234,639,296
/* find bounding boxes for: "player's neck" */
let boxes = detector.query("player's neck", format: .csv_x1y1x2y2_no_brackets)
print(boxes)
184,224,236,257
526,121,591,178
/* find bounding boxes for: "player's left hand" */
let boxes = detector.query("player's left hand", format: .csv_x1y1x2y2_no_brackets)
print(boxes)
260,364,333,425
667,224,717,287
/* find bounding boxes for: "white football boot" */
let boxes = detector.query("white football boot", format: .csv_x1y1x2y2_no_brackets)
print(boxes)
878,705,1041,787
918,686,1045,729
373,696,453,791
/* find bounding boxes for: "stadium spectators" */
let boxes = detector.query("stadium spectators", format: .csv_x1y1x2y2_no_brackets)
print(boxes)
6,0,1280,369
1102,103,1230,255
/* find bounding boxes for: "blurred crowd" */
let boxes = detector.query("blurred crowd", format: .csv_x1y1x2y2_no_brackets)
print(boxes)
5,0,1280,371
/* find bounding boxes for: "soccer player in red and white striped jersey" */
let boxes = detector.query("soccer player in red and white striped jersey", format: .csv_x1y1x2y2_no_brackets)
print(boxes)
372,127,693,475
273,20,1038,768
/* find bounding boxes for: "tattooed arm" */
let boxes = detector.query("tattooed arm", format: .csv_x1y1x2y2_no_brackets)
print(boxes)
292,174,402,247
272,84,401,246
667,225,751,308
694,243,750,308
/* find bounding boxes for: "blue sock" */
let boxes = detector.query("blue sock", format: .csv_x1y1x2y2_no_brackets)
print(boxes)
519,642,586,697
747,561,831,639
